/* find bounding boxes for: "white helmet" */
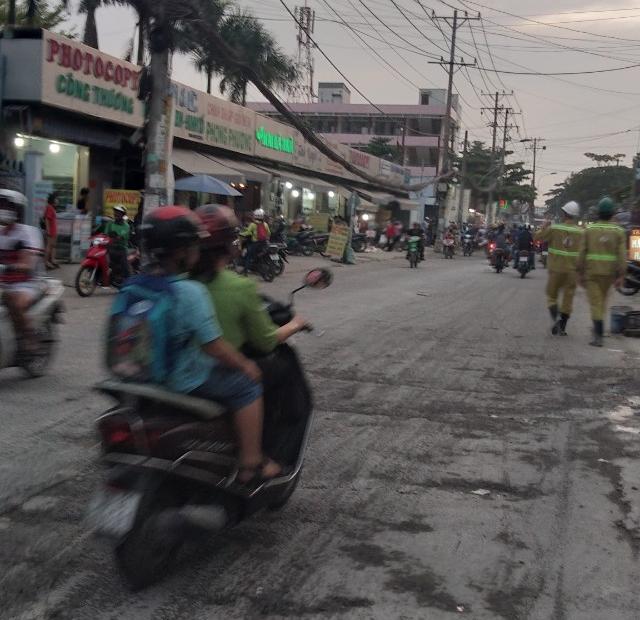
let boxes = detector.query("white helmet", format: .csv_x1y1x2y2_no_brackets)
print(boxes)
561,201,580,218
253,208,265,220
0,189,27,225
113,204,127,216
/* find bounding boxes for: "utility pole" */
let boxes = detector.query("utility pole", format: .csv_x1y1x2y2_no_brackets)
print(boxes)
401,116,408,166
457,130,468,226
430,10,480,235
521,137,546,204
481,91,511,225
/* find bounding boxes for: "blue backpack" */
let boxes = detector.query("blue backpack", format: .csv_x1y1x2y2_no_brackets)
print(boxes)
106,275,177,383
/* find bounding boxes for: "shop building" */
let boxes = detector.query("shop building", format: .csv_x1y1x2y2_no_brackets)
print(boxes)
1,29,419,233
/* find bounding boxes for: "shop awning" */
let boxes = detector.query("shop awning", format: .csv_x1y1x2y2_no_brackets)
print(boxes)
356,190,395,206
258,165,336,193
172,149,245,184
200,154,271,184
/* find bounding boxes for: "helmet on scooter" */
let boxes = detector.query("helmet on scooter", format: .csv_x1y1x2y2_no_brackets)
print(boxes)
561,201,580,218
0,189,27,225
195,204,239,249
141,206,208,257
253,208,265,221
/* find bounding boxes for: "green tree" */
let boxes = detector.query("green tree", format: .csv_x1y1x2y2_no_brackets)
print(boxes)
545,165,633,217
1,0,71,31
364,136,399,161
584,152,626,167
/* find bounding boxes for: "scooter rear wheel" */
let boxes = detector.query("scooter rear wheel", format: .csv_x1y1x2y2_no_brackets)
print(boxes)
301,245,314,257
75,266,97,297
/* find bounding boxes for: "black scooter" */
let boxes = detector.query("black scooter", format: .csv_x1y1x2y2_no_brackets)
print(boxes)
86,269,332,590
618,261,640,296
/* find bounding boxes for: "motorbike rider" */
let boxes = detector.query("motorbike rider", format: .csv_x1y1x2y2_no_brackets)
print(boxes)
192,204,311,461
514,224,534,269
240,208,270,275
135,206,280,482
0,190,45,351
407,221,425,261
535,201,583,335
103,204,131,279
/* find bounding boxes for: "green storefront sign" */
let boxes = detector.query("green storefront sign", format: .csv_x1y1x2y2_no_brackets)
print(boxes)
255,126,295,154
55,73,134,114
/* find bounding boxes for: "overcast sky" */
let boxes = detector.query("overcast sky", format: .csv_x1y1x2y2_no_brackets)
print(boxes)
65,0,640,199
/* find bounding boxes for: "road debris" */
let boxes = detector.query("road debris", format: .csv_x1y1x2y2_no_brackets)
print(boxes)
471,489,491,497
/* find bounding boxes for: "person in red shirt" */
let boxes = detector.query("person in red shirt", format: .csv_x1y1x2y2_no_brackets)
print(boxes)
44,193,59,269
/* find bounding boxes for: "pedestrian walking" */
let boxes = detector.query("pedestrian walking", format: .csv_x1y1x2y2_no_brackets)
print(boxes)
578,197,627,347
385,221,397,251
76,187,90,215
535,201,583,335
44,192,59,269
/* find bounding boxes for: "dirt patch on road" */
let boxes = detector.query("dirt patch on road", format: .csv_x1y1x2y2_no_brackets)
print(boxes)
385,566,461,612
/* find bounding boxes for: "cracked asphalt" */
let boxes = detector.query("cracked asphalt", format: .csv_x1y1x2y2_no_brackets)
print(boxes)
1,250,639,620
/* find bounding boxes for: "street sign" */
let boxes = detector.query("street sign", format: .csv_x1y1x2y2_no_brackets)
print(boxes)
326,223,349,258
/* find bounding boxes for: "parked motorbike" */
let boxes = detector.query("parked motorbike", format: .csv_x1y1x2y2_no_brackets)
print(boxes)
462,234,474,256
442,238,455,259
75,234,141,297
618,261,640,296
286,230,315,257
517,250,531,279
87,268,332,590
407,236,421,268
351,233,367,253
0,278,64,377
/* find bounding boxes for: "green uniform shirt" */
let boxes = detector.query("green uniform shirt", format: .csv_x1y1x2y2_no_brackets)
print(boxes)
204,269,278,353
241,222,271,242
580,221,627,277
104,220,130,249
536,223,584,273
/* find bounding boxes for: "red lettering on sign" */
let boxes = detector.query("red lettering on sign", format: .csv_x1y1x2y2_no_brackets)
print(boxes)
123,68,132,88
47,39,60,62
114,65,123,85
60,44,71,68
105,61,114,82
72,49,83,71
94,57,104,78
83,52,94,75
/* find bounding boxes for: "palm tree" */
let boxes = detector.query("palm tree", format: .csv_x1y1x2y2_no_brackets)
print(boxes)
3,0,68,28
214,10,298,106
79,0,101,48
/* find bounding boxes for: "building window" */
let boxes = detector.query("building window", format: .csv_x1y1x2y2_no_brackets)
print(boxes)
421,93,429,105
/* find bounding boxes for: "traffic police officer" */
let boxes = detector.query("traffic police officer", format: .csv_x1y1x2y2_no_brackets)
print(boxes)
578,197,627,347
536,201,583,335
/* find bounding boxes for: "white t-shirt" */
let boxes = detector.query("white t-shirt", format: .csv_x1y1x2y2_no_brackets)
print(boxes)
0,223,45,283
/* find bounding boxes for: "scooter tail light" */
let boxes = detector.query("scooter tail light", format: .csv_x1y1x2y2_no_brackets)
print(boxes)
98,416,135,451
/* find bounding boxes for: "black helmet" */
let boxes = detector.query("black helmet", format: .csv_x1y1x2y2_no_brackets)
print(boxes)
141,206,208,256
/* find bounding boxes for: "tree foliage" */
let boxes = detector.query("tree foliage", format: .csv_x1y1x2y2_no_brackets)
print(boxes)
364,136,399,161
584,152,626,167
454,140,534,209
0,0,73,33
545,165,633,215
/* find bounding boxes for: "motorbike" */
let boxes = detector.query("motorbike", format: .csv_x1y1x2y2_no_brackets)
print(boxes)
351,233,367,253
618,261,640,296
86,268,332,590
489,243,505,273
233,240,276,282
286,230,315,257
407,235,421,268
517,250,531,279
462,234,474,257
75,234,141,297
0,278,64,377
442,238,455,259
268,242,288,277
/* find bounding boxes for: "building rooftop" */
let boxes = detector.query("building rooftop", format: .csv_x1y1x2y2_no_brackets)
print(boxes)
247,101,453,117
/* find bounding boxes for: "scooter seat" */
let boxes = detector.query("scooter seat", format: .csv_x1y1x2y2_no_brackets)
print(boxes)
95,379,226,420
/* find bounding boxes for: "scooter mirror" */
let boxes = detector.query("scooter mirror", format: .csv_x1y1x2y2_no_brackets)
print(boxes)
304,268,333,289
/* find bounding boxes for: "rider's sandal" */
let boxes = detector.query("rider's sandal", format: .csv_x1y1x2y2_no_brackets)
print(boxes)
234,459,283,489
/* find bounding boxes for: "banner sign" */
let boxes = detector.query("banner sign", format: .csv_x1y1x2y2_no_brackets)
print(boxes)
103,189,141,217
326,222,349,258
630,228,640,261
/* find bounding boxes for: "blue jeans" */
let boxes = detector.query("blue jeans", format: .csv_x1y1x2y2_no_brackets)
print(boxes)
190,365,262,411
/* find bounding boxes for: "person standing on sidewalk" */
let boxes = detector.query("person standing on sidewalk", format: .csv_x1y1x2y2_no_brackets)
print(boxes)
535,201,583,336
578,197,627,347
44,193,59,269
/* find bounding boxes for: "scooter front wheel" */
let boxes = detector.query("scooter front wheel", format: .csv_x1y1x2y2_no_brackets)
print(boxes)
75,266,97,297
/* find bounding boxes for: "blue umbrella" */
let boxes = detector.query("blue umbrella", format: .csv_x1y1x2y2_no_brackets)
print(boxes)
174,174,242,196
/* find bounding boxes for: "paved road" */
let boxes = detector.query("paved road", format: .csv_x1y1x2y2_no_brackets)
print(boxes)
1,252,639,620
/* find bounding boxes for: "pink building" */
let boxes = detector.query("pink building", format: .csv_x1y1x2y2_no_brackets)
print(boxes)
248,83,460,183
